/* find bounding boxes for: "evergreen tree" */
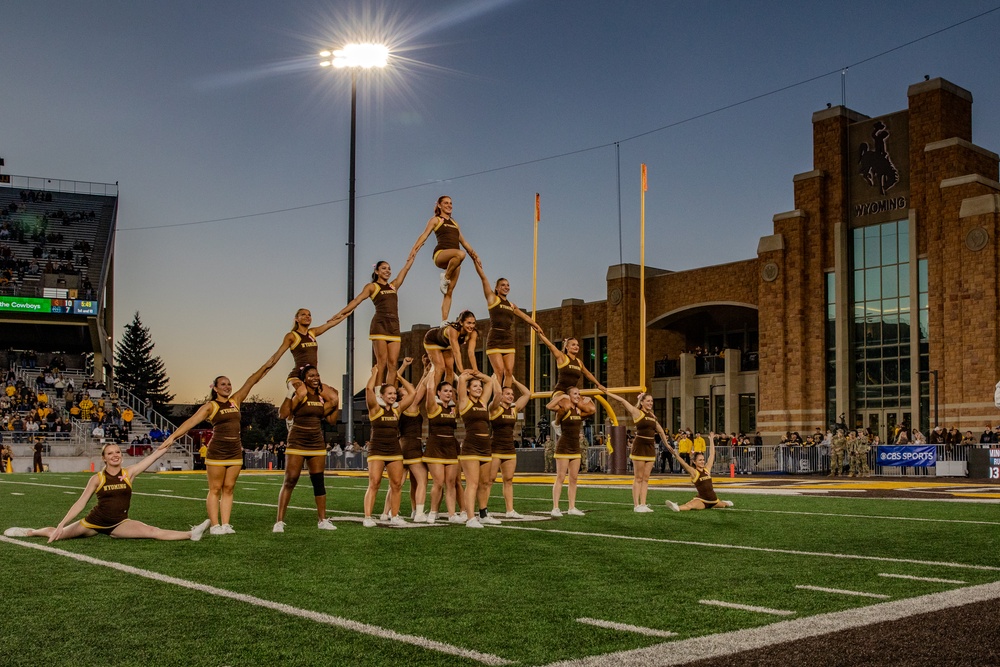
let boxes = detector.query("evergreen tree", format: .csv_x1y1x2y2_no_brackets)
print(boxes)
114,311,174,409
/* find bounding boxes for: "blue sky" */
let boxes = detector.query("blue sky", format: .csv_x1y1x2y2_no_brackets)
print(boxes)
3,1,999,403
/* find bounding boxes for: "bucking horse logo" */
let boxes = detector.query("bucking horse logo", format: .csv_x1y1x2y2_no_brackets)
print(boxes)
858,121,899,195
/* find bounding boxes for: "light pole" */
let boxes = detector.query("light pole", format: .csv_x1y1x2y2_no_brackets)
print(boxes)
320,44,389,450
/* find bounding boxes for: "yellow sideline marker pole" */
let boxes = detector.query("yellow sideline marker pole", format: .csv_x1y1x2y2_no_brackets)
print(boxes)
530,193,539,396
640,164,647,393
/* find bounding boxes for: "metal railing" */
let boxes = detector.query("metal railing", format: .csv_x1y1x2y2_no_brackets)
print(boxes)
0,175,118,197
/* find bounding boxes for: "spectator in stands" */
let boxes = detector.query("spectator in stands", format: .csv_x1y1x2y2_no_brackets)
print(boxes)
149,427,163,442
928,425,945,445
961,431,976,446
122,407,134,435
981,425,997,444
79,395,94,421
91,424,105,441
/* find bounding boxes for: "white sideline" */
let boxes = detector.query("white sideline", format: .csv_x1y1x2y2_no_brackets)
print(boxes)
879,573,966,584
0,535,511,665
730,508,1000,526
496,524,1000,571
795,584,890,599
698,599,795,616
576,618,677,638
544,580,1000,667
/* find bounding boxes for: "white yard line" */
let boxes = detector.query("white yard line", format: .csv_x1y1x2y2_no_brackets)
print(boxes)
496,524,1000,571
544,580,1000,667
698,600,795,616
794,585,890,599
0,535,511,665
878,573,966,585
730,508,1000,526
576,618,677,638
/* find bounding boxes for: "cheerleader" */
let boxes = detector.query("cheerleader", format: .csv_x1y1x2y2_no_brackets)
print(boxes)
422,310,479,385
163,358,277,534
380,358,431,522
550,386,587,517
536,331,605,416
469,250,543,387
456,369,495,528
663,431,735,511
606,391,659,512
4,442,210,542
421,366,463,523
408,195,478,323
330,255,417,386
362,363,421,527
485,374,531,518
267,308,346,394
273,366,341,532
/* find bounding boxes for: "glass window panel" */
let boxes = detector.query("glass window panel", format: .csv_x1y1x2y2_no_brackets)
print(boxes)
826,272,836,304
827,304,836,320
918,259,928,293
881,232,898,265
899,297,910,314
854,270,865,303
898,224,909,263
853,230,864,267
884,384,899,398
866,360,881,385
866,317,882,345
899,313,911,341
918,293,928,310
865,235,880,268
866,269,881,299
855,361,865,385
882,268,898,298
884,359,899,384
919,310,929,341
864,224,881,238
897,219,908,235
898,263,910,298
900,344,910,357
883,298,899,316
853,322,865,345
900,357,911,379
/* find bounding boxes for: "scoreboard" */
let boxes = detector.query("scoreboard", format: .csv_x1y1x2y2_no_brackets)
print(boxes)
0,296,98,316
967,447,1000,481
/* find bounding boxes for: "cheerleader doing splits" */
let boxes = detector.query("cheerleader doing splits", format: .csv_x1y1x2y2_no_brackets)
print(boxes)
273,366,341,532
164,359,277,534
469,250,543,388
363,362,421,527
4,442,210,542
409,195,478,323
331,255,417,386
663,431,734,511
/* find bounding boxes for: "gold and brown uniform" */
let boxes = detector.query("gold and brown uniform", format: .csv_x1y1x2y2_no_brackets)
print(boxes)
423,323,468,352
432,216,460,263
459,400,491,462
368,282,401,343
692,468,719,506
423,403,458,464
206,399,243,467
80,468,133,534
287,329,319,381
555,407,584,458
553,354,584,395
368,405,403,462
630,408,658,462
490,404,517,460
286,388,327,457
486,295,516,355
398,410,424,464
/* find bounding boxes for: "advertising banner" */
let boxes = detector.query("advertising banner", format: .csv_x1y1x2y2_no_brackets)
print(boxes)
876,445,936,467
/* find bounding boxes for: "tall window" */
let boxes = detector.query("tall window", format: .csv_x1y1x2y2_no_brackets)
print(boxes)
671,397,681,433
739,394,756,434
598,335,608,386
918,257,930,432
537,344,552,393
694,396,710,433
851,220,911,413
824,271,836,427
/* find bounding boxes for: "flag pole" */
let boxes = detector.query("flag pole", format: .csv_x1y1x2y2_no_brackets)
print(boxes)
640,165,647,393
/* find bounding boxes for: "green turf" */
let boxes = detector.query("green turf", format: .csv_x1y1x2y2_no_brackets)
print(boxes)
1,473,997,666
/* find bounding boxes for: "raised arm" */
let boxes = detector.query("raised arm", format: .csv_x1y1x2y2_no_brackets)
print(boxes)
409,217,438,258
127,439,175,477
47,474,99,543
475,370,494,406
396,358,421,413
447,327,467,374
279,383,308,421
263,331,297,371
365,365,380,413
424,365,439,413
656,424,696,475
464,330,479,374
456,369,473,411
391,252,418,291
512,304,543,334
488,373,504,411
320,384,340,425
326,283,377,331
580,364,607,393
471,253,495,304
706,431,717,469
605,391,642,420
511,376,532,412
535,330,565,364
231,356,280,405
162,402,214,448
458,229,476,256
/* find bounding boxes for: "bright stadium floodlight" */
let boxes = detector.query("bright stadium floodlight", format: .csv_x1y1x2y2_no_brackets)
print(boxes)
319,42,390,453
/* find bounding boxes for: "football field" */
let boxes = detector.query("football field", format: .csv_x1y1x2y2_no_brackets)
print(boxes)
1,472,998,666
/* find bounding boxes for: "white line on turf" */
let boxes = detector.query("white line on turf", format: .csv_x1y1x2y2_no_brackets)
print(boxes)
878,573,966,585
542,580,1000,667
10,492,24,495
576,618,678,638
730,508,1000,526
795,585,890,599
495,524,1000,571
698,600,795,616
0,535,511,665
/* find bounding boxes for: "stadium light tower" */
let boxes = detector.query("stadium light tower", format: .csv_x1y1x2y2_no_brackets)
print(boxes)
319,43,389,451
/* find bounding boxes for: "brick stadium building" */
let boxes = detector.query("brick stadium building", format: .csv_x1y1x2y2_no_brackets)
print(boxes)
400,78,999,442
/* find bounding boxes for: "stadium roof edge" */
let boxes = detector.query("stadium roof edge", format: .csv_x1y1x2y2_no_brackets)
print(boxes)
0,174,117,197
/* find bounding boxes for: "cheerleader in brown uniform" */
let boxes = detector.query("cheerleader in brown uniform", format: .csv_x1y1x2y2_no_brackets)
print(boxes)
536,331,606,416
4,443,210,542
330,256,417,386
267,308,347,394
662,431,734,511
551,386,587,517
485,374,532,518
421,365,463,523
380,358,431,522
469,251,543,387
607,391,659,513
273,366,341,532
409,195,478,323
423,310,479,385
456,369,496,528
362,364,421,527
164,359,278,534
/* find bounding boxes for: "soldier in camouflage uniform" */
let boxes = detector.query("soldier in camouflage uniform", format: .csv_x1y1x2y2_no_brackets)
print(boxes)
853,431,872,477
543,435,555,473
829,428,847,476
846,430,862,477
